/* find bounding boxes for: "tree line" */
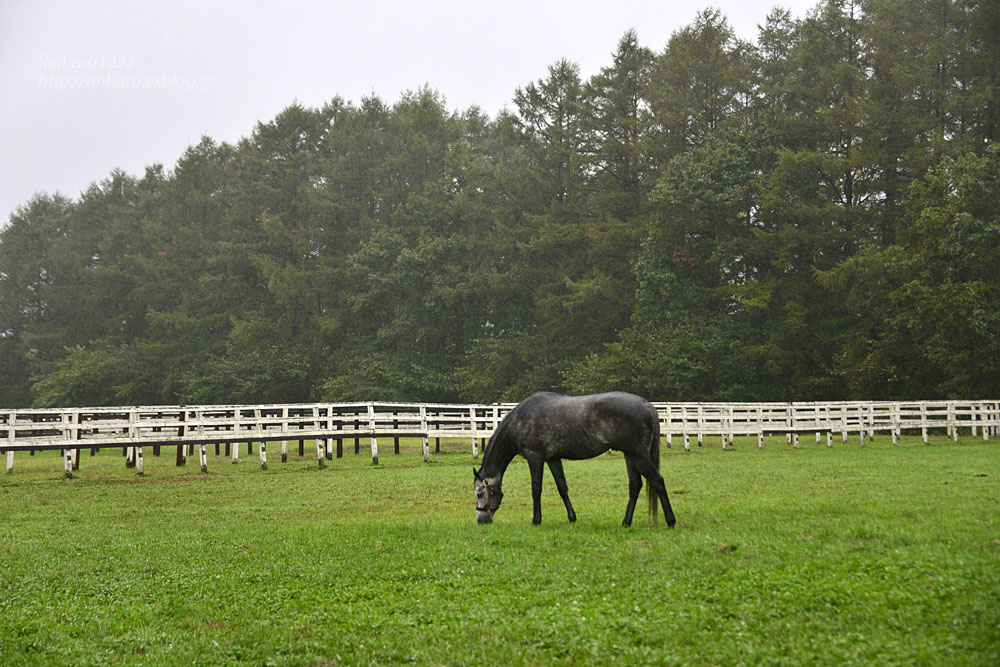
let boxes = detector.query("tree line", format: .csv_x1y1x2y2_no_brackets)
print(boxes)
2,0,998,408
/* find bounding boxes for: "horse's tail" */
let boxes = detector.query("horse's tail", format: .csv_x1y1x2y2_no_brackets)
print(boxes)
647,403,661,527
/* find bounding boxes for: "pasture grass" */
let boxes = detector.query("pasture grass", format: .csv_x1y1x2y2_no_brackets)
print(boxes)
1,435,998,665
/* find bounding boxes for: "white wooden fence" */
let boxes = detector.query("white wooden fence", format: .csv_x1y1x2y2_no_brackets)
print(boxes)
657,400,999,450
2,400,997,477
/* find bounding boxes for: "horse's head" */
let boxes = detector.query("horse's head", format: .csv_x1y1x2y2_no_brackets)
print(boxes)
473,467,503,524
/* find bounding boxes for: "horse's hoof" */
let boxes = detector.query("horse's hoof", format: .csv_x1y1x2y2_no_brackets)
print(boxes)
568,513,577,522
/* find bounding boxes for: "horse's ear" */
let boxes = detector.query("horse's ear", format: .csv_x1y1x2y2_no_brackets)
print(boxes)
473,467,481,481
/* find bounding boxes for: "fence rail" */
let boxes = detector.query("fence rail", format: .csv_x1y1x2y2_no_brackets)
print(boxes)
2,399,998,477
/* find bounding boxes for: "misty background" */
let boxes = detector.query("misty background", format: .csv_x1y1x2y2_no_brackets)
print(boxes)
0,0,817,225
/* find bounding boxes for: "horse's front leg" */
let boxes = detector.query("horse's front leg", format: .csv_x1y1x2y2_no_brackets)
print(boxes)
527,455,545,524
547,459,576,522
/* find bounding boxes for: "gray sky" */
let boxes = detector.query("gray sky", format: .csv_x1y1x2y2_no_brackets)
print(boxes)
0,0,819,226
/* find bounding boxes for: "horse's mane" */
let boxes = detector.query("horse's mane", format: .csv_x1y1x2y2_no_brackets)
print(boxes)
481,400,527,470
484,406,514,455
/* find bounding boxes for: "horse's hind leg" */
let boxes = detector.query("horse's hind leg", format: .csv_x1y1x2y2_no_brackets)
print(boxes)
547,459,576,522
630,456,676,528
622,458,643,527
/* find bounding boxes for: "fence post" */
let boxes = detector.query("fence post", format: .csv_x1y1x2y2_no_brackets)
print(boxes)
990,402,997,440
129,411,143,476
788,404,795,447
256,408,267,471
5,412,13,474
353,407,361,454
697,405,704,447
728,405,736,447
951,401,959,442
60,413,75,478
393,410,400,455
369,403,379,465
314,406,326,469
920,402,929,444
316,437,326,467
4,412,12,474
421,406,430,463
334,406,343,458
64,447,74,478
73,411,82,471
176,409,187,466
825,404,833,446
681,406,690,452
333,405,343,458
889,403,903,445
814,406,821,444
899,403,907,442
719,407,727,450
197,410,207,469
469,407,479,458
281,408,289,462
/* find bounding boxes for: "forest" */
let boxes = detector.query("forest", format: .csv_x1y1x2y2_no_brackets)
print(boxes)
1,0,998,408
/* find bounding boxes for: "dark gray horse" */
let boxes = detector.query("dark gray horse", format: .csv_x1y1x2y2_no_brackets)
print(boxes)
473,391,676,527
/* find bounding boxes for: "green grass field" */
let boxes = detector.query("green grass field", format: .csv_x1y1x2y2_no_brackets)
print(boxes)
1,435,998,665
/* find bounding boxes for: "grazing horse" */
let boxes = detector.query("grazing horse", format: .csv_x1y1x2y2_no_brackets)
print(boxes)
473,391,676,527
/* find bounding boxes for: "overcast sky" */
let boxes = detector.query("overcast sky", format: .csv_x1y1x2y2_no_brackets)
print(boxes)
0,0,820,226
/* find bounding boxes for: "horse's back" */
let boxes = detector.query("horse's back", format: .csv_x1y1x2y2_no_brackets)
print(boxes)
511,391,657,460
